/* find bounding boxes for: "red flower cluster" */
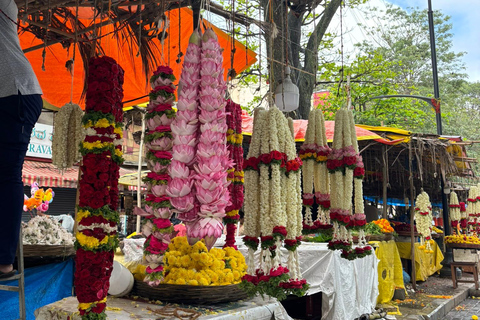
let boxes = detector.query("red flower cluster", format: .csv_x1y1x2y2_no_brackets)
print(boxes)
75,56,124,319
341,246,372,260
224,100,244,248
273,226,288,239
327,240,351,251
279,278,307,289
242,266,291,285
302,221,333,235
284,237,302,251
243,235,260,250
260,235,275,249
460,219,468,229
449,204,461,208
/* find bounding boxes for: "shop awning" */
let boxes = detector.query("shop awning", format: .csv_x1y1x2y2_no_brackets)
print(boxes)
23,160,137,189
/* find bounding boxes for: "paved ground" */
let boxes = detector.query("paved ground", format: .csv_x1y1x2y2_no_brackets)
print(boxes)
442,297,480,320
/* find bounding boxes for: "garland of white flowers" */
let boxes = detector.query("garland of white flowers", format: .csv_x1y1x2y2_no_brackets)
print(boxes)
414,191,433,251
467,186,479,235
449,191,461,231
313,110,331,225
301,111,316,226
52,103,84,171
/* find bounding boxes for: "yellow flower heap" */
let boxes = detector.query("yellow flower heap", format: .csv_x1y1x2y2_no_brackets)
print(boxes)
163,237,247,286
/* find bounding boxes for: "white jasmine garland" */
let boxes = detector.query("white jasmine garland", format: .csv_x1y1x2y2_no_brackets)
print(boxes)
449,191,461,222
414,191,433,242
22,215,74,245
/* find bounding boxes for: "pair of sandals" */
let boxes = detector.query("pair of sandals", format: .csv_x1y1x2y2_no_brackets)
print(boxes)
0,269,16,279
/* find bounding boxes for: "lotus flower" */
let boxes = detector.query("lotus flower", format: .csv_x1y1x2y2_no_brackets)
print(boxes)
200,60,221,78
177,208,200,223
189,217,224,250
198,110,226,124
144,254,164,265
133,207,151,217
196,144,228,159
171,120,197,136
152,76,173,88
198,130,225,145
177,99,198,112
151,184,168,197
146,137,173,151
195,177,222,191
166,178,193,198
194,156,225,175
154,207,172,219
154,95,175,105
200,122,227,134
199,203,227,216
144,204,153,214
170,195,196,212
142,220,154,237
172,145,195,164
147,160,169,173
168,160,190,179
173,134,197,147
195,186,224,205
152,231,176,244
176,110,198,123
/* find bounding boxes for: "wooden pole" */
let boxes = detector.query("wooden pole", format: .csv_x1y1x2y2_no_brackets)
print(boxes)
135,112,146,234
382,144,388,219
409,141,416,290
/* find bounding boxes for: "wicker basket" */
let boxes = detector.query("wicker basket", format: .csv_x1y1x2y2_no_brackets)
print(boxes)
131,280,248,304
369,234,394,242
23,244,76,258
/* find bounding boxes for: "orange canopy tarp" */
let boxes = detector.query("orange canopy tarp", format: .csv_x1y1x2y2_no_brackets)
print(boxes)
21,8,256,109
241,110,398,145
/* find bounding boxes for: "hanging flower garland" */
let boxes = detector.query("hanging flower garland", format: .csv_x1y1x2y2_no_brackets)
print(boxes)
467,186,479,235
241,106,307,301
327,108,370,260
449,191,461,232
224,99,244,248
189,29,232,250
460,202,467,232
414,191,434,252
74,56,124,320
300,109,332,234
52,103,84,171
168,31,202,232
140,65,177,286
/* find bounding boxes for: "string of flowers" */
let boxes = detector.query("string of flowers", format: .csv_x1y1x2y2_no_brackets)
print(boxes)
414,191,434,252
224,99,244,248
52,103,84,171
241,106,306,300
74,56,124,320
460,201,467,233
300,109,332,234
467,186,479,235
140,65,177,286
327,108,370,260
189,29,232,250
168,31,202,237
449,191,461,232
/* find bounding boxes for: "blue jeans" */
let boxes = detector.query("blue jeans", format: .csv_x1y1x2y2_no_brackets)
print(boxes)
0,93,42,264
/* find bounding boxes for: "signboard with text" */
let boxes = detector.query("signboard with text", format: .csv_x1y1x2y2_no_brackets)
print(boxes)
26,123,53,159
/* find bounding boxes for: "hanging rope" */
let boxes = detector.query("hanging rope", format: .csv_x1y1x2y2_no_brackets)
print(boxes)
42,0,52,71
244,0,249,70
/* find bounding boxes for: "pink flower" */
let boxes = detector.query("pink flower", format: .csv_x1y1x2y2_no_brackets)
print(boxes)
196,186,224,204
198,130,225,145
168,160,190,179
195,177,222,191
142,220,154,237
194,156,225,175
200,60,221,78
173,134,197,147
177,208,199,222
147,160,169,173
189,218,224,250
200,122,227,134
176,110,198,123
172,145,195,164
199,203,227,216
146,137,173,151
170,195,196,212
154,207,172,219
171,120,197,136
199,110,226,124
196,144,228,159
176,99,198,112
151,76,173,88
167,178,193,198
151,184,168,197
179,88,198,101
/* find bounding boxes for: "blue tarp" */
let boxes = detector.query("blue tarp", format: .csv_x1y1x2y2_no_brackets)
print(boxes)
0,259,74,320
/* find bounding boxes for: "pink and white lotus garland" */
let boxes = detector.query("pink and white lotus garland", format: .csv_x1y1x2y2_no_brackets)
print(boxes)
168,29,232,250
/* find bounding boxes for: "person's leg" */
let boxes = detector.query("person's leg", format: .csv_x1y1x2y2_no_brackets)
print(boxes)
0,93,42,272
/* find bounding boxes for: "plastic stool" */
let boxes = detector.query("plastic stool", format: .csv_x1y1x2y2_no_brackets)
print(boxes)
0,228,26,320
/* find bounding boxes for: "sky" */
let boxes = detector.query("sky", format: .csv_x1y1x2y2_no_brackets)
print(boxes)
339,0,480,82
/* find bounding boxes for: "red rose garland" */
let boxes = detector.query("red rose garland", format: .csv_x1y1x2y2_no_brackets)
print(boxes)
224,100,244,248
142,66,177,286
75,56,124,320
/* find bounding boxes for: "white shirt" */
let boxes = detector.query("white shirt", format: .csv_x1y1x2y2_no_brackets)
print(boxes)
0,0,42,98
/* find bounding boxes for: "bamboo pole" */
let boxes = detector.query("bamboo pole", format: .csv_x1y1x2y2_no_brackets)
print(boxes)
409,140,416,290
382,144,388,219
